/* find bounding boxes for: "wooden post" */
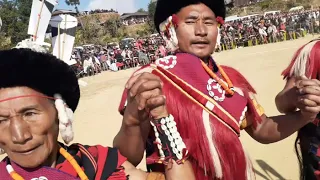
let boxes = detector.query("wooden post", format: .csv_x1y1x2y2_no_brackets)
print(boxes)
58,22,61,59
34,0,45,41
61,14,67,60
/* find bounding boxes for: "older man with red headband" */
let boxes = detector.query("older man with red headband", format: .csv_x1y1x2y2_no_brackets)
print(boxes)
0,45,195,179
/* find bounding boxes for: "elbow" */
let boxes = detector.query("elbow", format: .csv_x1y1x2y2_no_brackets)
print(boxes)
247,124,280,144
255,138,275,144
275,93,285,114
113,136,143,167
127,157,142,167
251,132,275,144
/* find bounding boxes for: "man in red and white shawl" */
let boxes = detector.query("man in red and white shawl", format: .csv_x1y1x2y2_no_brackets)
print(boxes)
114,0,320,179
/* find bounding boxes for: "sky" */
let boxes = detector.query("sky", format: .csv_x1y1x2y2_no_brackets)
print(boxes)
57,0,150,14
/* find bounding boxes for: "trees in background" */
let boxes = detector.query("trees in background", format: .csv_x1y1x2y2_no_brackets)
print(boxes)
147,0,157,33
65,0,80,13
0,0,32,49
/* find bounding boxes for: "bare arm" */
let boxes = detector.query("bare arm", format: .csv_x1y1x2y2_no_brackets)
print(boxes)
113,72,167,166
245,112,310,144
113,118,150,166
122,160,195,180
164,161,195,180
247,78,320,144
275,77,298,113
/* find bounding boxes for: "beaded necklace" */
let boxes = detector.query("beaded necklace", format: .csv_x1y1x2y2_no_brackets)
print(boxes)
201,60,235,96
6,147,89,180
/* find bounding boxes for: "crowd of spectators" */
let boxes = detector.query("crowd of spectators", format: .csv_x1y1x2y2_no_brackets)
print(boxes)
122,17,148,26
217,8,320,50
69,34,170,77
77,9,118,16
70,8,320,77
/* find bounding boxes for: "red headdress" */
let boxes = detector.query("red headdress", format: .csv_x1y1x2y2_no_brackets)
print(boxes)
216,16,224,28
282,39,320,79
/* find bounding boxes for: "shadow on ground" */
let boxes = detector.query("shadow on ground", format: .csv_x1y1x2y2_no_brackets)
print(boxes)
254,160,286,180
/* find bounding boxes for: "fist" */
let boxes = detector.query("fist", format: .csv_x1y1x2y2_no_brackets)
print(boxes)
295,76,320,120
123,72,168,126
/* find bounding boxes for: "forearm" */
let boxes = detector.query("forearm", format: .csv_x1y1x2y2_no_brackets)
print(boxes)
275,77,297,113
275,88,297,113
113,120,150,166
247,112,309,144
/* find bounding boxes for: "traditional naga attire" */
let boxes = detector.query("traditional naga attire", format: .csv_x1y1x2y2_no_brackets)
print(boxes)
0,144,127,180
0,49,133,180
119,53,264,179
282,39,320,180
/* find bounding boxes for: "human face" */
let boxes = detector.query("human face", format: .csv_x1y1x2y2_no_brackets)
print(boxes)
175,3,218,60
0,87,59,168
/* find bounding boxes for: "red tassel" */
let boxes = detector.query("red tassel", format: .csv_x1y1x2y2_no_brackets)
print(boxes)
309,41,320,79
282,40,320,79
282,44,307,79
222,66,256,94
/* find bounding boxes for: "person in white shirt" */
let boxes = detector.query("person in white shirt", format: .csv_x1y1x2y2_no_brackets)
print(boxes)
258,24,268,44
83,56,94,75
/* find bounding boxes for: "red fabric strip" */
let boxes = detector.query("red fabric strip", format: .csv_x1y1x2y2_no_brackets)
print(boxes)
155,66,240,135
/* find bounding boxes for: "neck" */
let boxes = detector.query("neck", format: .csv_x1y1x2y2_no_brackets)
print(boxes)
201,56,211,65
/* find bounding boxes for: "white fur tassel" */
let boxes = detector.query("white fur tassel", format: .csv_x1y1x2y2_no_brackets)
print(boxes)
14,39,50,53
159,16,179,52
202,109,223,178
290,40,319,78
54,94,74,144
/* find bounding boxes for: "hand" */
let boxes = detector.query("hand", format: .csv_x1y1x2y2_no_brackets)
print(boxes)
295,76,320,121
123,72,168,126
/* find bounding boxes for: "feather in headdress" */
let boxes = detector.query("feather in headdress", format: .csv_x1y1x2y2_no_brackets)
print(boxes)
282,39,320,79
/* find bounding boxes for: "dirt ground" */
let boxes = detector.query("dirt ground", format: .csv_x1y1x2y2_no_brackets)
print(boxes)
1,35,318,180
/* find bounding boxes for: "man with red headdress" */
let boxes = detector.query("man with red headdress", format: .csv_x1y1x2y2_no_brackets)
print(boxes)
276,39,320,180
114,0,320,179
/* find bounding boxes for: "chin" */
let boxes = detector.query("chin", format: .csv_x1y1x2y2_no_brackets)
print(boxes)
11,155,45,168
190,49,212,59
194,52,211,60
8,148,50,168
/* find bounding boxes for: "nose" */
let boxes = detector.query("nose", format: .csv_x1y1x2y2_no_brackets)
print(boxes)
10,115,32,144
195,20,208,37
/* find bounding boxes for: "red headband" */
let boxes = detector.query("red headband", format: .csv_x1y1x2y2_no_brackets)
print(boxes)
0,95,56,103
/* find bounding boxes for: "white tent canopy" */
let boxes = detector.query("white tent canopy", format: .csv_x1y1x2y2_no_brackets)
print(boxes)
289,6,304,12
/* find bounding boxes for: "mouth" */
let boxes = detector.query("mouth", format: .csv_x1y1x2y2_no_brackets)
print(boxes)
192,41,210,48
14,145,39,155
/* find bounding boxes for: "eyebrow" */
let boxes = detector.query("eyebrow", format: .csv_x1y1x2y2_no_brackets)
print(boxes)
13,104,41,115
0,104,41,116
203,16,215,20
185,15,199,19
17,105,41,113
